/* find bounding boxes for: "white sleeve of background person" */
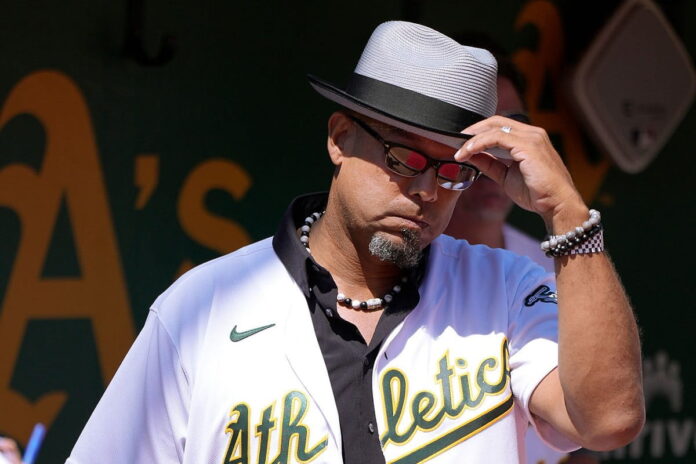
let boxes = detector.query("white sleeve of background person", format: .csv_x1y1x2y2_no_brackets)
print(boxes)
66,310,189,463
507,258,579,452
502,224,554,273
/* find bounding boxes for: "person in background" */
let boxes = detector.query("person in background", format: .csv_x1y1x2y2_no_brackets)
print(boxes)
445,42,601,464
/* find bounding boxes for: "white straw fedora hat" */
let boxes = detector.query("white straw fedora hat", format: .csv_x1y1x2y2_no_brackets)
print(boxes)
308,21,509,157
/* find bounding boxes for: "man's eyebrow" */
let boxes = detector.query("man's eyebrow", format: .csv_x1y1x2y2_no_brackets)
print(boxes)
373,124,410,139
382,126,412,139
344,111,409,138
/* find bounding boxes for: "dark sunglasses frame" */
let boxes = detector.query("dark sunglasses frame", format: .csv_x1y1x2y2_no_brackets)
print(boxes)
348,115,481,190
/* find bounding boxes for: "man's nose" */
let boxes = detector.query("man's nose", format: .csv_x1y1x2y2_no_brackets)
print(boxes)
407,167,439,202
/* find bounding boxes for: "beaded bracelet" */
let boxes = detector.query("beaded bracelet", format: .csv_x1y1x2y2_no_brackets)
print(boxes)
541,209,605,257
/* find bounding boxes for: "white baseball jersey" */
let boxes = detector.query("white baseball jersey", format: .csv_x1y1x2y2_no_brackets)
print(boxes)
67,234,576,463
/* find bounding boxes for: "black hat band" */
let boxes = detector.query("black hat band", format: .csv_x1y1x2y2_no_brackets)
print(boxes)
346,73,486,134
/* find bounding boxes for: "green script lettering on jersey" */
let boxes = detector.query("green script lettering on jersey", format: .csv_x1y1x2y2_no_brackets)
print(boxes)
380,339,510,452
222,391,328,464
223,403,251,464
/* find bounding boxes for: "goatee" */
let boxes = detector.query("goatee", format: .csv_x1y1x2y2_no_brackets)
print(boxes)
368,228,422,269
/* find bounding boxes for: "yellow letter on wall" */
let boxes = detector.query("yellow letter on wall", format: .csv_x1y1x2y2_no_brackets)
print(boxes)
513,0,611,203
176,158,252,275
0,70,135,441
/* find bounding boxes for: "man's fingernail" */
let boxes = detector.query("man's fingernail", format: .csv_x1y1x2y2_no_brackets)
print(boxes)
466,142,474,151
454,149,463,160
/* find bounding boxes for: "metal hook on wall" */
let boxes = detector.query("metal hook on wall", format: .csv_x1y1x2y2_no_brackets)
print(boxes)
123,0,176,66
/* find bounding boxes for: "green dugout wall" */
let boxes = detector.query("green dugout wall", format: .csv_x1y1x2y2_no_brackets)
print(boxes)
0,1,694,462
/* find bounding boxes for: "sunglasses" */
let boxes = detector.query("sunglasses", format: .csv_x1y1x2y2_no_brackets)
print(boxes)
349,116,481,191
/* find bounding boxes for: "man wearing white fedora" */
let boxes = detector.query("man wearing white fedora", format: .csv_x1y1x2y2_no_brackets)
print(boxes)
68,21,644,464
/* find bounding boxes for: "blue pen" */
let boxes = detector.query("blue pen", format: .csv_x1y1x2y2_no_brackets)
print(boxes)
22,423,45,464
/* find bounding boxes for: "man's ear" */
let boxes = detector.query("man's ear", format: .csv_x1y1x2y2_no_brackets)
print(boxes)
327,111,355,166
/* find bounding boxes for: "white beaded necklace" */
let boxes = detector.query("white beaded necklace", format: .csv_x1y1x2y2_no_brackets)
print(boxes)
300,211,407,311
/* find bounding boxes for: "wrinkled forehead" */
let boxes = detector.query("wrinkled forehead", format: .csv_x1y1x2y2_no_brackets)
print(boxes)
359,116,459,159
369,120,410,138
349,112,421,140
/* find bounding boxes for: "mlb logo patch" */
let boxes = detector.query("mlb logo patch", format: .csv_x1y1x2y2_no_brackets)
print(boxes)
524,285,558,307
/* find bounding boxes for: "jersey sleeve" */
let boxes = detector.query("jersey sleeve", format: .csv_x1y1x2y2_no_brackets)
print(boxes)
507,260,579,452
66,310,190,463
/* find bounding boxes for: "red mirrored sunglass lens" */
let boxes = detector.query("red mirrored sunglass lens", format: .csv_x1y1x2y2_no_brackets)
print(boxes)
399,150,427,171
437,163,461,180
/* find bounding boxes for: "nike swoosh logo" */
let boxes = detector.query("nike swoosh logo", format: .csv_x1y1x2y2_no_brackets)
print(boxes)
230,323,276,342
